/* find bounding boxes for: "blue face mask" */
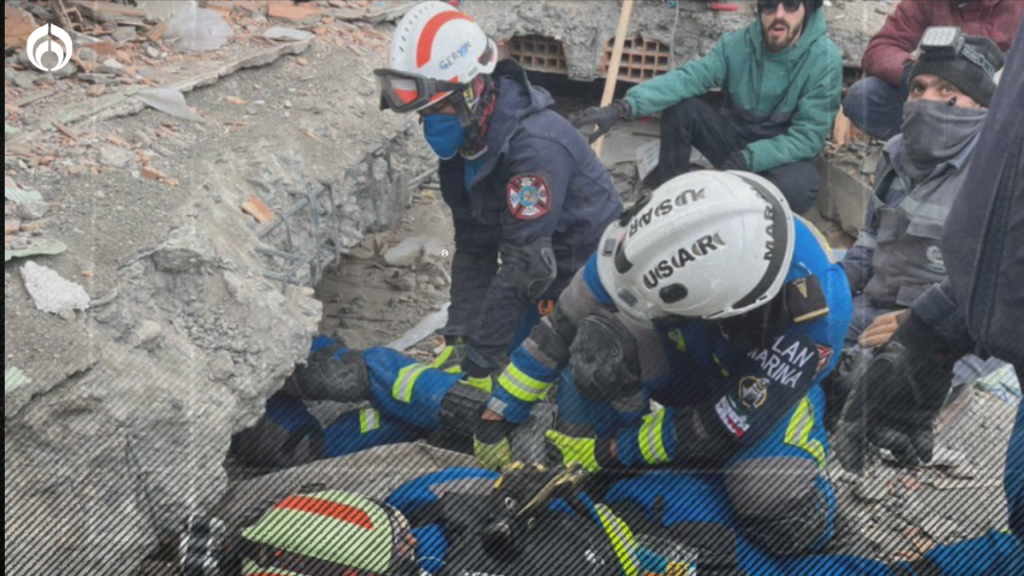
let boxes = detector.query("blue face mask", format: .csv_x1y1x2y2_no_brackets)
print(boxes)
422,114,466,160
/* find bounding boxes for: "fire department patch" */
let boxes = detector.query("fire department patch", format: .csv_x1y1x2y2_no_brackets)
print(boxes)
507,175,551,220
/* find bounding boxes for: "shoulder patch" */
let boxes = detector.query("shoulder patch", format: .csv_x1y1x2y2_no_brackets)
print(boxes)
786,275,829,324
507,174,551,220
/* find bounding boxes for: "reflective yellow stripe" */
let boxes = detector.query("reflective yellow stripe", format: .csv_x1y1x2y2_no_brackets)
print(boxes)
433,346,455,368
497,364,550,403
359,408,380,434
712,353,729,377
638,410,671,465
462,375,493,393
594,504,642,576
784,397,825,469
393,363,429,404
668,329,686,352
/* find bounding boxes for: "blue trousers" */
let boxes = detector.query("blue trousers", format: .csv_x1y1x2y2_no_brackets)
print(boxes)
843,77,908,142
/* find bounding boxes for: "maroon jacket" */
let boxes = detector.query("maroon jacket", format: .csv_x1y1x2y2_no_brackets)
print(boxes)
862,0,1023,85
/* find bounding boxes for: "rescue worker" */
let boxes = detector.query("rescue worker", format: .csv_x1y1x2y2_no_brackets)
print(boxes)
230,0,620,467
835,30,1005,411
181,465,1024,575
836,16,1024,538
376,0,621,372
474,170,853,555
574,0,842,213
844,0,1022,141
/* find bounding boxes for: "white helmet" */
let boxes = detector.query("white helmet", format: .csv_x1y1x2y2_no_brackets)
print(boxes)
376,1,498,113
596,171,795,325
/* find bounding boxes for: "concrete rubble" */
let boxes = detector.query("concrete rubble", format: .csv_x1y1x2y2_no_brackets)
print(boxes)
19,260,90,315
5,1,432,573
5,0,1018,574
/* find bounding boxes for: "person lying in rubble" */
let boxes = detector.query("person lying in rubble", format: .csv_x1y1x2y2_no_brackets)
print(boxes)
470,170,853,556
181,463,1024,576
230,1,620,468
843,0,1022,142
827,29,1007,428
573,0,841,214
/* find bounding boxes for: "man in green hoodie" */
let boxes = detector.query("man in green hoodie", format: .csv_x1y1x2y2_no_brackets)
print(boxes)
576,0,842,213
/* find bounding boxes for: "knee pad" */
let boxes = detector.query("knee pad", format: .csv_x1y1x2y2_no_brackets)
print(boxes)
440,383,490,435
569,315,641,402
725,458,831,554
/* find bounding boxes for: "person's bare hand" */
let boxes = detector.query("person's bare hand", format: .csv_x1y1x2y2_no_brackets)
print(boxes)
859,309,910,348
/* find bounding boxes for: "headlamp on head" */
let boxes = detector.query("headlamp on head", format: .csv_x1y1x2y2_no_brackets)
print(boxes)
919,26,996,78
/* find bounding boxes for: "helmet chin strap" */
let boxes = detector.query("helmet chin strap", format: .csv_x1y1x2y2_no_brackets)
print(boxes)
451,75,496,160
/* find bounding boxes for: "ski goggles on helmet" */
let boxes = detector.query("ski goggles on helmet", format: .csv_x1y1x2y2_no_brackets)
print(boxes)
375,68,467,114
758,0,803,14
919,26,997,78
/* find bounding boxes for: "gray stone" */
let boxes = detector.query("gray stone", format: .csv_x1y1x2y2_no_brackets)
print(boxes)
131,130,154,147
52,62,78,78
79,73,119,85
112,27,138,43
99,59,126,75
151,233,215,274
99,145,134,169
16,202,50,221
209,351,236,381
132,320,163,349
385,274,417,292
77,47,99,62
383,236,444,267
13,72,37,89
145,45,163,59
293,97,324,114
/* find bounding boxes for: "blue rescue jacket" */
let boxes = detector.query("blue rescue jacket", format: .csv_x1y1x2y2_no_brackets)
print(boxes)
439,59,622,362
491,218,853,468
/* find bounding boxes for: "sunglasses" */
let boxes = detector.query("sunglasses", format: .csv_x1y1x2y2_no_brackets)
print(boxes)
758,0,803,14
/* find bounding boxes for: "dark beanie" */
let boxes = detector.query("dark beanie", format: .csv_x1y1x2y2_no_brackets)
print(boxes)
911,34,1005,106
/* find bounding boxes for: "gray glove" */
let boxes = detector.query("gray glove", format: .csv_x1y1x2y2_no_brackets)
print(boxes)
572,100,632,143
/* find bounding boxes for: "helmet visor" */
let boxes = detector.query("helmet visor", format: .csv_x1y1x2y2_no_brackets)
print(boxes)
375,68,464,113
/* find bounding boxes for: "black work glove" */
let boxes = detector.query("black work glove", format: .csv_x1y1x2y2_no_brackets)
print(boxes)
572,100,632,143
721,151,748,171
834,311,961,474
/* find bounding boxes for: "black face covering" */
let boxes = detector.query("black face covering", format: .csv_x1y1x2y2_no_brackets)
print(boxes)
901,99,986,183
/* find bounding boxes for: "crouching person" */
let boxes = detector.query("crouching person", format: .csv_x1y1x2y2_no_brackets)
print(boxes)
474,171,853,555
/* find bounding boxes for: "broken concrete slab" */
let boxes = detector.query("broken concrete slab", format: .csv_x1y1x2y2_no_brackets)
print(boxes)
136,87,206,123
5,238,68,263
817,156,873,238
383,236,446,268
263,26,314,42
164,7,234,52
19,261,91,315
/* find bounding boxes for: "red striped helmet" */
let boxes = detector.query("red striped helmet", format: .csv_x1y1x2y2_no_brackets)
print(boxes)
376,1,498,113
